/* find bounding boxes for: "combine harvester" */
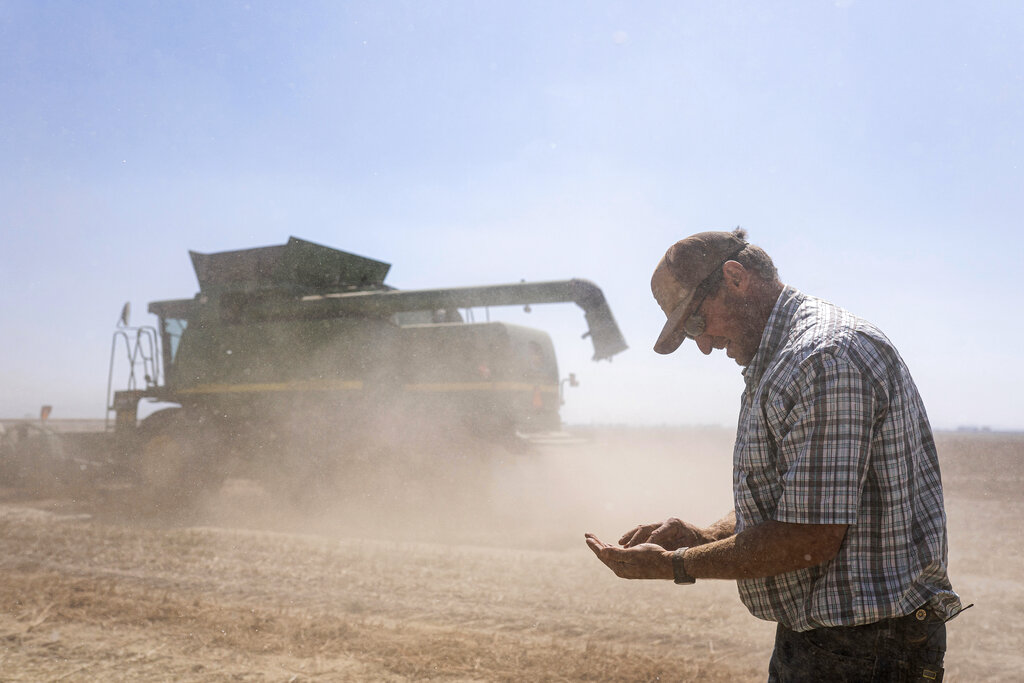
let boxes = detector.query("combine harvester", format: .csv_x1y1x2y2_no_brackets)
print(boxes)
1,237,627,510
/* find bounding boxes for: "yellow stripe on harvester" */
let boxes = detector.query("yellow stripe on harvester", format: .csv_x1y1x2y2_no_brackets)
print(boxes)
177,379,364,394
176,380,558,395
403,382,557,393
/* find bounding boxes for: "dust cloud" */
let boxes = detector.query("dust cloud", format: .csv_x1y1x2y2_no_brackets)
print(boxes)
192,423,738,552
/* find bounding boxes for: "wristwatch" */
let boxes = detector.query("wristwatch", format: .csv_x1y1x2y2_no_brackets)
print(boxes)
672,547,696,584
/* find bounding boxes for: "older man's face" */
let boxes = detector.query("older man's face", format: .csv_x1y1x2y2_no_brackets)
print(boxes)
691,268,765,366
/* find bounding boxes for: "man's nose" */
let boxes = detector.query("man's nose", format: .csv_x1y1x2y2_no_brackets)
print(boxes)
695,335,714,355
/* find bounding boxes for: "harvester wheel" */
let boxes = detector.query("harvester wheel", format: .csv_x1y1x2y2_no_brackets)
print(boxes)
133,410,219,513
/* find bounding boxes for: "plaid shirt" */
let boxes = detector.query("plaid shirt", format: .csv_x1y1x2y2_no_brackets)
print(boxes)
733,287,961,631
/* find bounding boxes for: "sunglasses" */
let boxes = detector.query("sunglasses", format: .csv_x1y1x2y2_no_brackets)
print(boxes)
682,272,724,340
682,294,708,339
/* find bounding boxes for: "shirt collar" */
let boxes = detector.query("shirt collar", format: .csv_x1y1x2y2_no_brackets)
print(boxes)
742,285,803,389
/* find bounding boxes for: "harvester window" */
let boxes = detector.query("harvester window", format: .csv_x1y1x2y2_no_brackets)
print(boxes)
163,318,188,363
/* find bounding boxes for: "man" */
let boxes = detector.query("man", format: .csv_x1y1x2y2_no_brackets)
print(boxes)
586,229,963,682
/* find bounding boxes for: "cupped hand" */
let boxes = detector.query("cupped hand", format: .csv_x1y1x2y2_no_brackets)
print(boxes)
618,517,708,550
584,533,673,580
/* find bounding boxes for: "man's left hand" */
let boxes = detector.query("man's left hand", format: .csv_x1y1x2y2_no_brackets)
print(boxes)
584,533,674,580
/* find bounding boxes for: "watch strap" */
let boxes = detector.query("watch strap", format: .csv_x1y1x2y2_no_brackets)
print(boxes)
672,547,696,584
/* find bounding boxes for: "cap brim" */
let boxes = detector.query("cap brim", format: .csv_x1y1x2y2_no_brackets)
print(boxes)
654,289,699,355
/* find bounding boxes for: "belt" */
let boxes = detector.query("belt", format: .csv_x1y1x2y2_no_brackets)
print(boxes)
810,605,944,634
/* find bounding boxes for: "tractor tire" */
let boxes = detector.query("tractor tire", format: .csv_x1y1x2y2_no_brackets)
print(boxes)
132,409,223,515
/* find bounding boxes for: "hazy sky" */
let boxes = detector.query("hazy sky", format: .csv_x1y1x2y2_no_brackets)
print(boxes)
2,1,1022,430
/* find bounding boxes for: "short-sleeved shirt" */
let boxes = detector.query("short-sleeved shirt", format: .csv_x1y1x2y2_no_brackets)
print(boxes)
733,286,961,632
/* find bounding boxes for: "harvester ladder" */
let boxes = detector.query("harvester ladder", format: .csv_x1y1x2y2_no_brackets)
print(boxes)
105,325,160,430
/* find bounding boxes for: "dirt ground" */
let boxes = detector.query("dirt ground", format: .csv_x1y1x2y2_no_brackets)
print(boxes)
0,427,1019,682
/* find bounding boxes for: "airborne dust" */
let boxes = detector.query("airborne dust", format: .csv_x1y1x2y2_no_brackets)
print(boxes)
188,417,737,552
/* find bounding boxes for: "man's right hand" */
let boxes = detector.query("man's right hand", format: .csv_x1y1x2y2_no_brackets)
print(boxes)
618,517,710,550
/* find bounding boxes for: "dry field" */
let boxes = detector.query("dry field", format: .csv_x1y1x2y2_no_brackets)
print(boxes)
0,427,1020,682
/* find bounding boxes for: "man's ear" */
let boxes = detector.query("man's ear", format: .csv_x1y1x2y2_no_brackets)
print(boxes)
721,260,749,291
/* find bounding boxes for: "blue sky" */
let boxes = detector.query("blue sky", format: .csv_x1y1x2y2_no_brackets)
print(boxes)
2,1,1022,430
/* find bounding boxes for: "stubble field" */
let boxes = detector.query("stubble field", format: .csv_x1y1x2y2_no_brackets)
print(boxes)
0,426,1019,682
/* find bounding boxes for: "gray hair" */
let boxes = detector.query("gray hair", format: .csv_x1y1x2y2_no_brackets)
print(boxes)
703,228,779,292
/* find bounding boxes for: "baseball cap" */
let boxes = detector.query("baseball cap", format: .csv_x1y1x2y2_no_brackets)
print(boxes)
651,229,748,354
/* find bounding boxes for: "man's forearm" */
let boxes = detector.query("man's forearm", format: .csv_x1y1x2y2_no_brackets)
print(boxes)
679,520,847,580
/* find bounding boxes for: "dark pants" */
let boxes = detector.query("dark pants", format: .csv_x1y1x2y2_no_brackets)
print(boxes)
767,608,946,682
